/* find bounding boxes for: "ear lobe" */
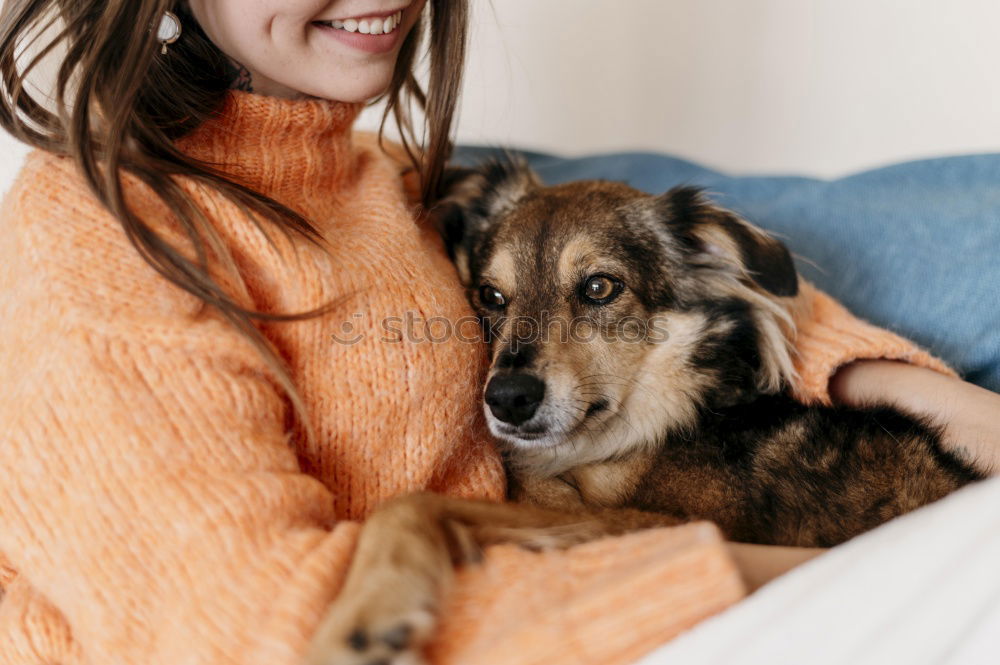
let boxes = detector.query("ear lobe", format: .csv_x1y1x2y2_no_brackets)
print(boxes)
429,156,540,284
659,187,799,297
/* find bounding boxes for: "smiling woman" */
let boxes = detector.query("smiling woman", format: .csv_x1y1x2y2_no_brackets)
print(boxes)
187,1,424,100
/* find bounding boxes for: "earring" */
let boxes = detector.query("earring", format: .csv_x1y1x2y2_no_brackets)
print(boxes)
157,11,182,54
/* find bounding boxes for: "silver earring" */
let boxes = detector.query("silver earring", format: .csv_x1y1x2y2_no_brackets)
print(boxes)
157,11,182,55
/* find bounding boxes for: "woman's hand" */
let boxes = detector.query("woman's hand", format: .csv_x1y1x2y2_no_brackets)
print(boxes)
830,360,1000,476
725,543,826,592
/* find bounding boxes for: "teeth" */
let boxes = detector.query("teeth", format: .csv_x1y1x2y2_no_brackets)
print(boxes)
321,10,403,35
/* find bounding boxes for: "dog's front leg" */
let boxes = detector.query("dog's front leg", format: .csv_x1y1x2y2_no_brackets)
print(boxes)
305,492,613,665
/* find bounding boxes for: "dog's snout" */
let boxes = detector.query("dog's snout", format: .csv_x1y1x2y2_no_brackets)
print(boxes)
484,374,545,426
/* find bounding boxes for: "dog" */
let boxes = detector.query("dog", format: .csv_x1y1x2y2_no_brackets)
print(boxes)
307,159,982,665
434,157,981,546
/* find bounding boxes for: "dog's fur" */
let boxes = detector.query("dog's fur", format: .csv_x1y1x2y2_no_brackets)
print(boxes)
308,160,982,665
434,158,981,547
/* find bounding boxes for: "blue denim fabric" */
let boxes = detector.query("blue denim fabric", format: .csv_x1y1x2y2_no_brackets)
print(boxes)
453,147,1000,392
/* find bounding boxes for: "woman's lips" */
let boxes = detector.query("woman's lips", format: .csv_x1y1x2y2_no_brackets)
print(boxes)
312,8,407,55
313,21,404,55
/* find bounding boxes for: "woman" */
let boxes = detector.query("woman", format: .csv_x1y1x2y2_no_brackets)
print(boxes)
1,1,997,664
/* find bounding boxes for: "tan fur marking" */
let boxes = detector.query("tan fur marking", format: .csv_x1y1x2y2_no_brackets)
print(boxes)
556,235,603,285
453,248,471,285
564,452,656,508
481,248,517,295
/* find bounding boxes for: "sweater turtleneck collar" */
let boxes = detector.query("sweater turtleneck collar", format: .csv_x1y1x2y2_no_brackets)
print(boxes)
178,91,364,212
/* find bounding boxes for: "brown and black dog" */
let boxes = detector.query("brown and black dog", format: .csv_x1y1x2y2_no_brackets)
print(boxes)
307,159,981,665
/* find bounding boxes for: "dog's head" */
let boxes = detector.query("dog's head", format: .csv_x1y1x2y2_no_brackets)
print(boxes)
435,158,800,474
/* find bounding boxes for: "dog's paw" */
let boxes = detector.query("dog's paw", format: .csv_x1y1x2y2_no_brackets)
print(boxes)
305,586,437,665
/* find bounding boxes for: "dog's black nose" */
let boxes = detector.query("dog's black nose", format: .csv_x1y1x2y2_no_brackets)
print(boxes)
484,374,545,426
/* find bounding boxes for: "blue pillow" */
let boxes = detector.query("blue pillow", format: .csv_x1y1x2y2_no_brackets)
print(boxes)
453,147,1000,392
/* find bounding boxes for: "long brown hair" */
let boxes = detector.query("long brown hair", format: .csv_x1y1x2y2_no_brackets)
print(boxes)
0,0,469,436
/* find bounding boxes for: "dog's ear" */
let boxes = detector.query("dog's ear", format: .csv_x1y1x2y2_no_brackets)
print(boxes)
430,156,540,284
657,187,798,297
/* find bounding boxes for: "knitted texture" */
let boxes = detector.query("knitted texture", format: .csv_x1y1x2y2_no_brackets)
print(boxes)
790,281,957,404
0,91,951,665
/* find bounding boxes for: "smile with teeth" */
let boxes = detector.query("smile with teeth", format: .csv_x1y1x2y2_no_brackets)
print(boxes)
316,10,404,35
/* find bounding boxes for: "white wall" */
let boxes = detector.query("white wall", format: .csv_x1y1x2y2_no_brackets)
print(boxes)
448,0,1000,176
4,0,1000,198
0,129,31,197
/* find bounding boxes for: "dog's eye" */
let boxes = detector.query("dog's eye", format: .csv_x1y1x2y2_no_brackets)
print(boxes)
581,275,623,304
479,285,507,310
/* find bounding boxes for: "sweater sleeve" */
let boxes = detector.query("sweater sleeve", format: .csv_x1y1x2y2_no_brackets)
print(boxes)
789,280,958,405
430,524,745,665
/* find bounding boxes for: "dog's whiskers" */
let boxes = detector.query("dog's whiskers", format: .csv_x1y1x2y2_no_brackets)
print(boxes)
573,372,676,431
576,390,638,438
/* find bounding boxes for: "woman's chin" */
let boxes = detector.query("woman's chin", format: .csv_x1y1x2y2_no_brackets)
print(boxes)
297,77,393,104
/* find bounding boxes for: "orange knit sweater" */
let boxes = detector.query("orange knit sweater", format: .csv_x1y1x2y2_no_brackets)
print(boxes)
0,92,954,665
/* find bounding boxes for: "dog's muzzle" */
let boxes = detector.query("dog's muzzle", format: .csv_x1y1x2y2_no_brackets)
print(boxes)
484,373,545,426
